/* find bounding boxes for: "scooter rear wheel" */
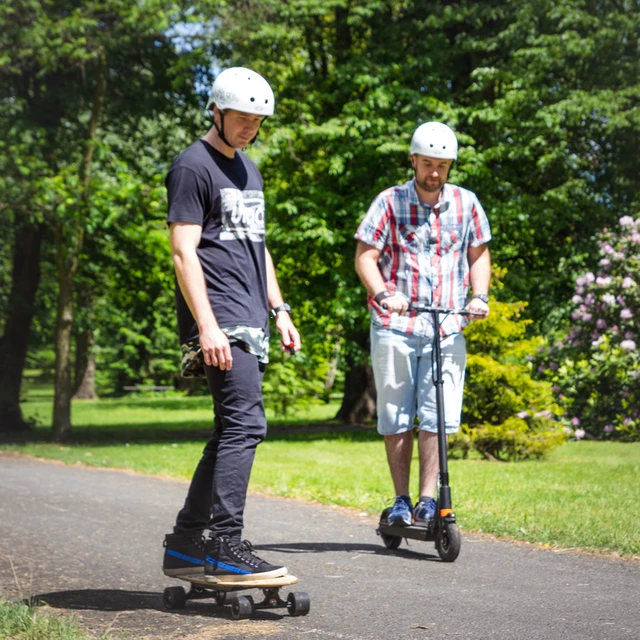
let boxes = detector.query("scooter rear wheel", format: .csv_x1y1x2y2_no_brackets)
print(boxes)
436,522,461,562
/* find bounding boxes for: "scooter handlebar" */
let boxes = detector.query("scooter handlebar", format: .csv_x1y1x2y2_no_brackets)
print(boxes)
409,305,486,317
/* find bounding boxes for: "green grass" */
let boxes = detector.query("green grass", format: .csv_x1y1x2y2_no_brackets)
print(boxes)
0,597,121,640
6,383,640,558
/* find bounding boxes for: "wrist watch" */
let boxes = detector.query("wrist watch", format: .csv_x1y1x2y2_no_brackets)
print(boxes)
271,303,291,318
473,294,490,304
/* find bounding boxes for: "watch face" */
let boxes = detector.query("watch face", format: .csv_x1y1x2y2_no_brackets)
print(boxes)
475,294,489,303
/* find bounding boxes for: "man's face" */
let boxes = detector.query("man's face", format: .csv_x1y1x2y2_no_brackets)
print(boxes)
216,108,264,148
411,154,453,193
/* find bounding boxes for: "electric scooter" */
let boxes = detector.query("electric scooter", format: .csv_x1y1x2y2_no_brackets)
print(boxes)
376,305,481,562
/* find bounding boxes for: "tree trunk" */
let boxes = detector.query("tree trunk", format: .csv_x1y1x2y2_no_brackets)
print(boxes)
324,340,341,391
51,61,107,441
336,355,377,424
0,224,43,434
73,329,97,400
52,237,76,441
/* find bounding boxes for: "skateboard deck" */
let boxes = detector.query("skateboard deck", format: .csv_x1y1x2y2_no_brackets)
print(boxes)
174,572,299,590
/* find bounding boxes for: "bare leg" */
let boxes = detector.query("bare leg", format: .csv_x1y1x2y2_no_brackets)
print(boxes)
418,431,444,498
384,431,413,496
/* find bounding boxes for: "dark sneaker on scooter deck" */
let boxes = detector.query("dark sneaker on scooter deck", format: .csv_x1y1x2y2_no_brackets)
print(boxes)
413,497,437,527
163,532,206,577
205,535,288,583
386,495,413,527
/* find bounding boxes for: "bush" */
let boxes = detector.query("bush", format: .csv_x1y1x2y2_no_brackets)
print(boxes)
536,216,640,441
452,267,568,461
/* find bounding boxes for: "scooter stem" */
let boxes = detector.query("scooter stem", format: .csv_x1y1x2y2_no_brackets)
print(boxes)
432,310,452,511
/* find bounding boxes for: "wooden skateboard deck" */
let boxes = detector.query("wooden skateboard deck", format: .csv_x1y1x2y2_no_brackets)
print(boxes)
174,572,299,590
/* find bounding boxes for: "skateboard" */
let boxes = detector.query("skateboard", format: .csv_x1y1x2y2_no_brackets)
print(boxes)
162,573,311,619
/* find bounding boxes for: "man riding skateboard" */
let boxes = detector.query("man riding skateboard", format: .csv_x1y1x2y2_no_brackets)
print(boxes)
162,67,300,583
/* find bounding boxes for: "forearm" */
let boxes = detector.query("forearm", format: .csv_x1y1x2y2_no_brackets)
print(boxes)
468,244,491,296
173,250,219,334
355,243,386,296
265,249,285,309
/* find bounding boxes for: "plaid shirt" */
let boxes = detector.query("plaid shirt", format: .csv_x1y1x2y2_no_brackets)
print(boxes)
355,179,491,337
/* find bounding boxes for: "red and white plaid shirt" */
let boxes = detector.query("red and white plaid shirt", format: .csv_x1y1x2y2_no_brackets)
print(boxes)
355,179,491,337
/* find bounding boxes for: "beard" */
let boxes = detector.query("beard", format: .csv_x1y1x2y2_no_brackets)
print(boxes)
415,175,445,193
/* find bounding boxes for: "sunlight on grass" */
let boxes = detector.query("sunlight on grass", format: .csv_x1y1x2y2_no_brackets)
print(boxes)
0,597,98,640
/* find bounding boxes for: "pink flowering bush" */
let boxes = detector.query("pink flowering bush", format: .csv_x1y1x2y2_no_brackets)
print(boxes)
536,216,640,441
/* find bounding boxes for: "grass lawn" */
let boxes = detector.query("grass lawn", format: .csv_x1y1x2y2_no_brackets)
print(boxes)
5,382,640,558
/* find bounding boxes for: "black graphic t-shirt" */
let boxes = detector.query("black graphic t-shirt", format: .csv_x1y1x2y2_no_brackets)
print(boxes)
166,140,269,344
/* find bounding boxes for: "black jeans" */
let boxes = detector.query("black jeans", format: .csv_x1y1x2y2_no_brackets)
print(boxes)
174,344,267,538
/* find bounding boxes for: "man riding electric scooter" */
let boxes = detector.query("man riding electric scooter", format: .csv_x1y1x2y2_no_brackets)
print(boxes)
354,122,492,554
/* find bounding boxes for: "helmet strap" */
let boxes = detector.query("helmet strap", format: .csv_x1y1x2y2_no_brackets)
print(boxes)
212,109,233,147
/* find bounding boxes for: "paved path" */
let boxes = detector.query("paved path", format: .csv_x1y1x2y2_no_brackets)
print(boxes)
0,453,638,639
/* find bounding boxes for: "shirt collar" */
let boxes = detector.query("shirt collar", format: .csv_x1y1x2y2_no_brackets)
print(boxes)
410,180,451,214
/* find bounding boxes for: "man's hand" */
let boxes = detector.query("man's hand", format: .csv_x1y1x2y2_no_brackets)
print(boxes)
275,312,301,354
200,327,233,370
379,294,409,315
465,297,489,319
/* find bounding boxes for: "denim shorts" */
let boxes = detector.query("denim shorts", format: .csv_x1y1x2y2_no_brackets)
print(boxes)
370,325,467,436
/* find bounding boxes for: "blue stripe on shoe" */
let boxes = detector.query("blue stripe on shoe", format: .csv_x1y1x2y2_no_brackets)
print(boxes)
167,550,205,566
205,555,251,575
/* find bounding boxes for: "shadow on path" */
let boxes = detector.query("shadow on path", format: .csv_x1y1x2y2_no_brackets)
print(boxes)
253,541,441,562
31,589,162,612
30,588,286,621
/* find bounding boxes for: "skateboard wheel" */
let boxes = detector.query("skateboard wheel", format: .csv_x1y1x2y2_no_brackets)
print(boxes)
287,591,310,617
215,591,229,606
231,595,254,620
163,586,187,610
436,522,461,562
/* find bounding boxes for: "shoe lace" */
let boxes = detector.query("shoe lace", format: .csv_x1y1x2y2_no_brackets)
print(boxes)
392,496,409,511
229,539,263,567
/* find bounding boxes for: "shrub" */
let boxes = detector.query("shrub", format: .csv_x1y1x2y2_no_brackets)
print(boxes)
452,267,567,460
536,216,640,441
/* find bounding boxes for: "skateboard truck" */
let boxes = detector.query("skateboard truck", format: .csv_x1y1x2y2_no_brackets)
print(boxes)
163,574,310,620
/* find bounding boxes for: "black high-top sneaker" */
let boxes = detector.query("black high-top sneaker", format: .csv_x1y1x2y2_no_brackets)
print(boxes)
162,531,206,577
204,535,288,583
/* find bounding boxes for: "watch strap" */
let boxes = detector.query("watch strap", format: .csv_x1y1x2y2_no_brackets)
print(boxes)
271,303,291,318
374,291,391,306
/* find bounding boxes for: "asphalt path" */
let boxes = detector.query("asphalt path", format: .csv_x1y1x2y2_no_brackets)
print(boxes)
0,452,638,640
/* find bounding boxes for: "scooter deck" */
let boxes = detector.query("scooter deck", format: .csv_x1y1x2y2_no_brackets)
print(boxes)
173,572,298,590
378,522,436,542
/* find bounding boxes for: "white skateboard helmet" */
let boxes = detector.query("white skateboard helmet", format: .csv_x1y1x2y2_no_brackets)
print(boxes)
206,67,275,116
409,122,458,160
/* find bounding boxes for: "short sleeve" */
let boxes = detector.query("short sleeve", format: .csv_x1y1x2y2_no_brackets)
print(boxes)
355,194,391,250
166,167,209,225
468,194,492,248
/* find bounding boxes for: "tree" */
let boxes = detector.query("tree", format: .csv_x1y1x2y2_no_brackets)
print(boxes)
0,0,209,438
210,0,640,419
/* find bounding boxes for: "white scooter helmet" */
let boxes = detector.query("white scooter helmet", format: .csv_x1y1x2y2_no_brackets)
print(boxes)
206,67,275,116
409,122,458,160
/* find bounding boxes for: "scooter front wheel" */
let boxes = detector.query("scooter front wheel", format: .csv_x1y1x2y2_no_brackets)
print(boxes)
436,522,461,562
